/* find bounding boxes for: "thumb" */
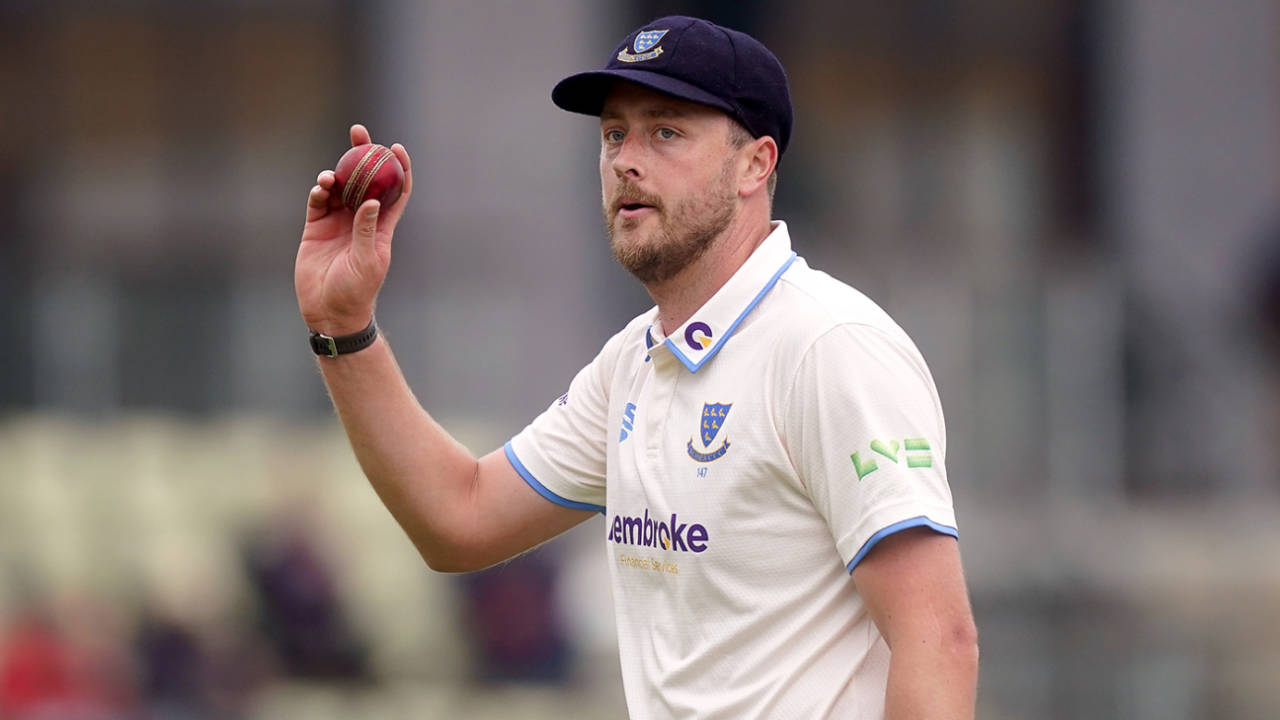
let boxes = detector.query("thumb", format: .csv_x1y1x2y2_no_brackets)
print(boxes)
352,199,381,261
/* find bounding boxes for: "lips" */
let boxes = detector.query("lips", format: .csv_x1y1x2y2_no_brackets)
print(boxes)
615,198,657,215
618,202,655,219
611,187,662,217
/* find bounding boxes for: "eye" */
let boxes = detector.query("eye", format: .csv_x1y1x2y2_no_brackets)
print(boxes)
656,127,678,140
603,128,625,144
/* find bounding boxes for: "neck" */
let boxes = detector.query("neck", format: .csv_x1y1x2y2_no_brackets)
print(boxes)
645,207,772,336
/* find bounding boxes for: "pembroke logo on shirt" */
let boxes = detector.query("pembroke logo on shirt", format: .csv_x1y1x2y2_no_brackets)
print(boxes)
608,506,709,553
687,402,732,462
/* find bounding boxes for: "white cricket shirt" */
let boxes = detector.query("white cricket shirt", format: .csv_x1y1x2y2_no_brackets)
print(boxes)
506,222,958,719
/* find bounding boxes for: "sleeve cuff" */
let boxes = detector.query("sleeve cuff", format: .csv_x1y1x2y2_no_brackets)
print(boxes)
504,442,606,514
845,515,958,573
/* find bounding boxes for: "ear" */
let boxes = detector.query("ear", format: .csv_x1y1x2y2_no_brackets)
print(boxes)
737,135,778,199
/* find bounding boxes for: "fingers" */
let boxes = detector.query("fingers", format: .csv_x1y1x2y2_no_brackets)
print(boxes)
305,168,344,221
352,199,381,259
306,184,330,222
350,123,372,147
374,143,413,232
390,143,412,199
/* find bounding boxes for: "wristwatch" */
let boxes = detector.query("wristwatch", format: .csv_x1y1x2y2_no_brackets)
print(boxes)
309,317,378,358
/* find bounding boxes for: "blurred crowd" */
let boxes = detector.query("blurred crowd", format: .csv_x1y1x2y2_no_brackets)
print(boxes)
0,516,367,719
0,414,613,720
0,499,584,720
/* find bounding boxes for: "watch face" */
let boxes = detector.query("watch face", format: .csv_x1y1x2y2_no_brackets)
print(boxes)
310,333,339,357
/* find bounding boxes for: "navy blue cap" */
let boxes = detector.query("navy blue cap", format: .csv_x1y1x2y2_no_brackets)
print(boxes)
552,16,793,154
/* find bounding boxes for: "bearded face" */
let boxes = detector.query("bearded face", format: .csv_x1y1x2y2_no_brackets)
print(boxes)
603,155,737,285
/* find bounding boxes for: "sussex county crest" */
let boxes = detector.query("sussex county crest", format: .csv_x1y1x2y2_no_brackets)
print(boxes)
688,402,732,463
634,29,668,53
618,29,668,63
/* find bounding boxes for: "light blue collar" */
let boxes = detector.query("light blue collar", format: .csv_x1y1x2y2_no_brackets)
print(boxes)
645,222,797,373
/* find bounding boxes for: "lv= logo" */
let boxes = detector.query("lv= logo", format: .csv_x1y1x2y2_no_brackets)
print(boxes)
851,438,933,480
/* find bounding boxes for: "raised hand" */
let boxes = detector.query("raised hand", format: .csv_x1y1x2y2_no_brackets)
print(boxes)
295,124,414,335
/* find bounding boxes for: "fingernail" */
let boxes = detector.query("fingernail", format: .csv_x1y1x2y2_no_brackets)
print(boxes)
365,205,379,217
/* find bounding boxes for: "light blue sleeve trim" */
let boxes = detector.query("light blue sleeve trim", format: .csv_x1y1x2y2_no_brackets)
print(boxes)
845,516,959,574
666,252,798,374
503,442,606,515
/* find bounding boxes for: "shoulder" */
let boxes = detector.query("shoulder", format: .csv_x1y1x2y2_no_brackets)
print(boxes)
758,256,920,360
749,256,941,425
762,258,948,450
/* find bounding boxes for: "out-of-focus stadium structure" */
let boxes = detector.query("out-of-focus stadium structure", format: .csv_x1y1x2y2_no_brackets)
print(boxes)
1,2,1276,718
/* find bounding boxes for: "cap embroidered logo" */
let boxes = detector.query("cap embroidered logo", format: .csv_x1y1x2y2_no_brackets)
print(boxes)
617,28,669,63
633,29,668,53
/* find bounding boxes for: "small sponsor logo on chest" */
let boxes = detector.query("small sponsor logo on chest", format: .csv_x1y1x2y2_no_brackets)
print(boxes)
618,402,637,442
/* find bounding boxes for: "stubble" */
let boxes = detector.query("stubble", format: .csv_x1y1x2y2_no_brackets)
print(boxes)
604,161,737,285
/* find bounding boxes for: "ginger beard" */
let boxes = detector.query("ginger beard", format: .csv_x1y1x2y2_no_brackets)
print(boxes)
604,158,737,285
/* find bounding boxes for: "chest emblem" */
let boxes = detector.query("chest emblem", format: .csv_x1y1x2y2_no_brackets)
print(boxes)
687,402,732,462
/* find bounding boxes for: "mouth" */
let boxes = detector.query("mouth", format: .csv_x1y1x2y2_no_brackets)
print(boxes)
614,197,659,220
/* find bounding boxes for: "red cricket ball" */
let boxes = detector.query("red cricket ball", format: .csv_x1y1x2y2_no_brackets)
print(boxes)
332,143,405,211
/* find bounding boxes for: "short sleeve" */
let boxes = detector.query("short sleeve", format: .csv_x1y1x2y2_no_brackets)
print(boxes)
505,344,613,514
782,323,957,573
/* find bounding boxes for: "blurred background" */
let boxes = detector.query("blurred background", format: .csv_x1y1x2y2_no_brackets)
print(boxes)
1,0,1277,718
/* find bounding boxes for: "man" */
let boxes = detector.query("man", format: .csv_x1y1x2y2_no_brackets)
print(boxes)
295,15,978,719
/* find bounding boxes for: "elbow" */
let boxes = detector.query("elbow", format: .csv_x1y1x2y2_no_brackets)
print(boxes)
947,617,981,671
398,467,491,573
419,546,457,573
416,533,494,574
422,549,486,574
423,556,473,574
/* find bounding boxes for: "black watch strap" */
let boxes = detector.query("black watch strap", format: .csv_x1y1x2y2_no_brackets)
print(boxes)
309,317,378,358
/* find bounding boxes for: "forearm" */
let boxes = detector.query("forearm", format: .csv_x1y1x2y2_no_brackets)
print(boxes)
317,334,480,567
295,134,587,570
883,635,979,720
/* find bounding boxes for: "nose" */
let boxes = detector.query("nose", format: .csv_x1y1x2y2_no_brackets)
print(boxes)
611,133,645,180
